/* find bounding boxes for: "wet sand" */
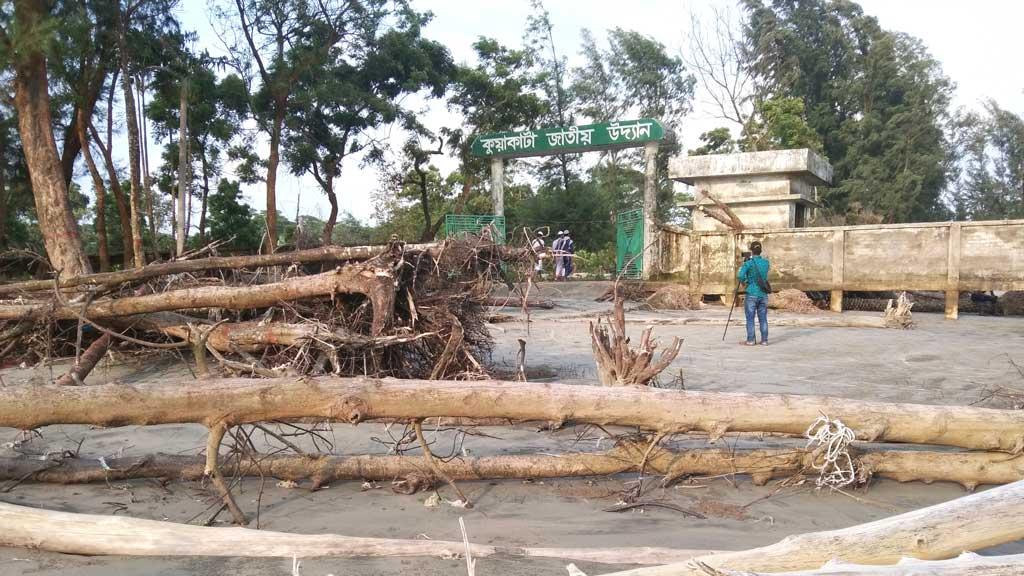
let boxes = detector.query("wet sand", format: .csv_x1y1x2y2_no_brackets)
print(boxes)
2,281,1023,575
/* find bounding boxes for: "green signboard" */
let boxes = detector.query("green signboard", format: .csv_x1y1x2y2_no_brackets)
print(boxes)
471,118,665,159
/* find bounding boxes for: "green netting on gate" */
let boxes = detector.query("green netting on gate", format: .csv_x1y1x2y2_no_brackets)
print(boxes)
616,208,643,279
444,214,506,244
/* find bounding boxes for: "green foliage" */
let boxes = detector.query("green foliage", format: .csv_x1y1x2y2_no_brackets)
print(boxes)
950,100,1024,220
741,97,821,152
508,179,614,253
690,128,737,156
743,0,953,222
207,179,262,250
572,246,616,276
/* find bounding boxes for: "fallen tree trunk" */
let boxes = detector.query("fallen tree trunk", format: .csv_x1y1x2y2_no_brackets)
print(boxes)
602,478,1024,576
0,265,396,335
2,377,1024,451
0,242,438,295
0,501,707,565
2,446,1021,490
697,552,1024,575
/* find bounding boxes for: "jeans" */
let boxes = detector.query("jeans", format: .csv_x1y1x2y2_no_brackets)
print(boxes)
744,295,768,343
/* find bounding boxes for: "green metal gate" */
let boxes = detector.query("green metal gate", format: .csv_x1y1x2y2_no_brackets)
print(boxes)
444,214,506,243
616,209,644,279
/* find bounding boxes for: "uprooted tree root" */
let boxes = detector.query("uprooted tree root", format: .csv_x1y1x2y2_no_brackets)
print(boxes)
590,288,683,386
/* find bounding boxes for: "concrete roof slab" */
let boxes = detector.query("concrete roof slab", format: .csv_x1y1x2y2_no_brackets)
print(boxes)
670,149,833,186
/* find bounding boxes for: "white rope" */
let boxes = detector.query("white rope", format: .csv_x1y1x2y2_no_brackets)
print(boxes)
805,415,857,489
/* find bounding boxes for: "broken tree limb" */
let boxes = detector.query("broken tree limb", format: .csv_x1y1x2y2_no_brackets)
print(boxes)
2,377,1024,451
0,265,396,335
695,190,744,231
2,446,1021,490
0,243,439,295
602,478,1024,576
204,422,247,525
0,500,709,565
591,293,683,386
696,552,1024,575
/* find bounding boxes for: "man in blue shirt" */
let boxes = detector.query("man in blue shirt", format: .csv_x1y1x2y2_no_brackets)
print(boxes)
737,241,770,346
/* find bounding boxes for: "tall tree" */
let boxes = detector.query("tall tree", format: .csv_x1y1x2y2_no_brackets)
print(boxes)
89,70,135,266
2,0,92,276
214,0,355,252
282,5,452,245
524,0,577,190
571,27,695,216
743,0,953,222
148,66,248,247
443,37,545,232
950,101,1024,220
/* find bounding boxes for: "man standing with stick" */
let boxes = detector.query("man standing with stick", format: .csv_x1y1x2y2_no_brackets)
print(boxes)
737,241,771,346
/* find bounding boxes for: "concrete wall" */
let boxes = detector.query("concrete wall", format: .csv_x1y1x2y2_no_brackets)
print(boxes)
659,219,1024,294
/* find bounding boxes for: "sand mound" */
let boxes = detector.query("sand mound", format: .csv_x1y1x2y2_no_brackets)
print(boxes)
646,285,701,310
768,289,820,313
1000,291,1024,316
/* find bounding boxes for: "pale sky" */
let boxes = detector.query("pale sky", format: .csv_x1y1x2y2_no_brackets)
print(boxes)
121,0,1024,227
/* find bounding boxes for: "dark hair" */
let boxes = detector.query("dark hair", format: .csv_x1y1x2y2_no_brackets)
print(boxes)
750,241,762,256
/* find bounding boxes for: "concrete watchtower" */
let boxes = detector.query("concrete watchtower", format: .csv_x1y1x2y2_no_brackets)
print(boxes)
671,149,833,231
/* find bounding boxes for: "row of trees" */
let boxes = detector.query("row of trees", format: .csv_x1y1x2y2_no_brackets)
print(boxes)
0,0,1021,276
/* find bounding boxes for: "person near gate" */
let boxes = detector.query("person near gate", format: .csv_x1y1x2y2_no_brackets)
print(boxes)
530,230,547,278
737,240,771,346
562,230,575,278
553,230,566,280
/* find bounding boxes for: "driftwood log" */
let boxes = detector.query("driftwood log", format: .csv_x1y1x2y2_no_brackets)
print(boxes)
2,446,1022,490
0,265,396,335
0,501,705,565
0,243,438,295
696,552,1024,576
601,478,1024,576
2,377,1024,451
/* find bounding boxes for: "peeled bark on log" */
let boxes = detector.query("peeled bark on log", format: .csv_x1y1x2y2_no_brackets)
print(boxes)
0,265,395,336
0,501,706,565
0,243,437,296
2,446,1021,490
699,552,1024,576
2,377,1024,451
602,478,1024,576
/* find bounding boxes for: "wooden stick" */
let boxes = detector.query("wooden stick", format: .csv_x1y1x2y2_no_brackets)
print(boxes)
0,501,708,564
600,479,1024,575
2,377,1023,451
204,423,247,525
